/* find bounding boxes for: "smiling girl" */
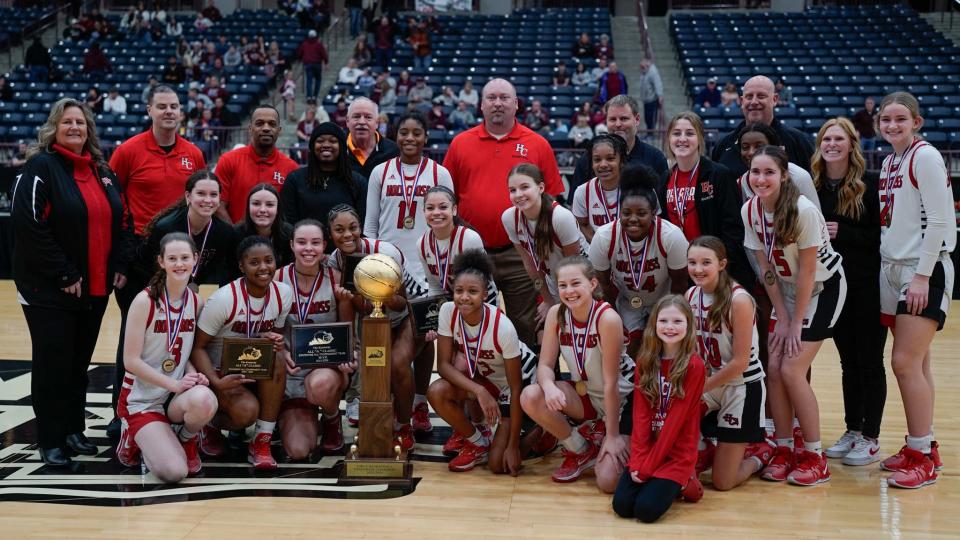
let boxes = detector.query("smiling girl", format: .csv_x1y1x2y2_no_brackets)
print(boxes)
236,183,293,269
572,134,628,242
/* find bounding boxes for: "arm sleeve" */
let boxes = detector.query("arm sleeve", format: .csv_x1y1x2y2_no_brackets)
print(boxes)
628,383,653,474
364,162,385,238
796,201,826,250
437,165,455,193
109,145,130,190
442,142,462,194
914,147,953,276
571,184,588,219
215,154,235,211
587,224,613,271
790,165,821,212
664,225,690,270
501,209,519,244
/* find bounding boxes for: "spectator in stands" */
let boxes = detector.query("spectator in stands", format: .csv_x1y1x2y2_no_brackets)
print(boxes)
442,78,564,349
347,0,364,39
203,75,229,103
568,113,594,149
207,57,227,81
265,41,286,79
0,76,13,102
338,58,364,85
189,99,207,123
448,100,476,130
10,140,27,168
120,7,139,33
396,70,414,98
352,38,372,68
407,78,434,112
595,33,614,60
458,79,478,110
211,97,240,127
281,70,297,121
223,45,242,67
345,97,399,178
216,105,299,223
162,56,185,85
570,94,669,197
297,29,329,99
374,79,397,114
201,0,223,22
427,99,448,130
244,41,266,66
637,59,662,131
775,78,792,106
166,15,182,37
721,82,738,107
851,96,878,153
141,75,159,104
553,61,571,87
63,18,86,41
695,77,722,108
186,87,212,114
523,99,550,133
85,87,104,114
332,100,349,129
82,42,111,81
438,86,457,108
571,32,595,60
591,57,608,84
200,42,220,68
298,108,321,143
374,16,396,70
572,62,592,87
104,87,127,115
598,61,628,104
300,97,329,124
358,69,377,94
409,21,432,70
709,75,814,176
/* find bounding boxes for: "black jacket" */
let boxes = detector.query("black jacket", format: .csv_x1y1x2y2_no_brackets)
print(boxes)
12,150,134,310
346,134,399,180
655,157,753,287
710,117,815,177
137,206,238,286
570,135,669,200
281,166,369,233
816,171,881,286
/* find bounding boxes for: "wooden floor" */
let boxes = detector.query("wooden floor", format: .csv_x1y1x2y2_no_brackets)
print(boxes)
1,280,959,539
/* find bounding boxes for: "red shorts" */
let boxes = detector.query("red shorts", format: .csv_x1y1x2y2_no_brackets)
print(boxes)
560,380,598,421
122,411,170,440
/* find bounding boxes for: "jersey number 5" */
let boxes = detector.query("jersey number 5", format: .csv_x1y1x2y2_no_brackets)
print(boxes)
771,249,792,277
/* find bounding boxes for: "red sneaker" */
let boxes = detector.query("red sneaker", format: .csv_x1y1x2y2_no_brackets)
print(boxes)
411,402,433,433
476,422,493,441
882,439,943,472
551,441,599,483
887,448,938,489
247,433,277,470
578,419,606,446
116,425,140,467
529,431,559,457
395,424,415,452
680,474,704,502
793,425,804,449
448,439,490,472
787,450,831,486
198,425,227,458
181,436,202,475
761,445,795,482
696,438,716,475
320,413,344,453
443,431,465,456
744,440,775,471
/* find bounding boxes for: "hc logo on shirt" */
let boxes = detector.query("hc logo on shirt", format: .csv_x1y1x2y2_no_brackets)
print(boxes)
514,144,528,157
181,157,195,171
274,171,285,185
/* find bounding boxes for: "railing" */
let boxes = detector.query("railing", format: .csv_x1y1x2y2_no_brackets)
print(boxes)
5,4,69,69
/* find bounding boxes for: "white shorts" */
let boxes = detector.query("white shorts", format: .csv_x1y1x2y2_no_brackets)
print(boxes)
702,379,766,443
615,295,651,341
772,270,846,342
880,254,953,331
284,370,310,400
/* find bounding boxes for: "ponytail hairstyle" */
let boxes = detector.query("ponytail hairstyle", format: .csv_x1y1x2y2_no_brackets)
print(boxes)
618,163,661,214
635,295,698,406
423,185,471,228
554,255,603,337
688,236,737,333
236,234,276,262
508,163,556,263
147,232,197,304
752,146,800,247
811,117,866,220
450,248,493,289
142,169,221,239
291,218,326,263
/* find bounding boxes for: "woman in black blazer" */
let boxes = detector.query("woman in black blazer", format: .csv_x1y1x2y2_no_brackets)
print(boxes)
12,98,134,466
656,111,753,288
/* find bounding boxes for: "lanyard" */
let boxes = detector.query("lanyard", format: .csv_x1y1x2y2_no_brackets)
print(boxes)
566,301,600,381
458,305,488,379
430,226,456,292
670,160,700,225
621,218,654,293
593,178,619,224
755,198,775,264
291,265,324,324
162,285,188,352
188,219,212,278
239,279,271,338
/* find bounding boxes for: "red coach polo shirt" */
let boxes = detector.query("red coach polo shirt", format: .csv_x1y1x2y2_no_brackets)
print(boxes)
443,122,563,248
109,130,206,235
216,145,299,223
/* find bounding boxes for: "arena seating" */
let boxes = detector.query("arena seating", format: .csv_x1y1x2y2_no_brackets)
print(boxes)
319,7,612,159
0,10,301,148
672,4,960,151
0,6,58,50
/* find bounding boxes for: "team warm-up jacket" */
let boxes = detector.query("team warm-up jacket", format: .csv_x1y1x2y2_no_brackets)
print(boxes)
137,206,238,286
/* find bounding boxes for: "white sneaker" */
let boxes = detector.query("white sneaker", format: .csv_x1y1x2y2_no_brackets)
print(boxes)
346,398,359,427
825,430,860,459
842,436,881,466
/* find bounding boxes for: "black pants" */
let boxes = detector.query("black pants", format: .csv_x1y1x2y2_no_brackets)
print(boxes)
612,470,681,523
111,278,144,409
22,296,109,449
833,283,887,439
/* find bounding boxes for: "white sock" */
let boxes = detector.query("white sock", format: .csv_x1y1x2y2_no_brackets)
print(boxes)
907,434,933,454
764,418,775,432
466,427,487,446
777,438,793,449
413,394,428,407
561,430,588,454
804,440,822,453
322,410,339,420
792,418,800,429
176,425,197,442
254,419,276,436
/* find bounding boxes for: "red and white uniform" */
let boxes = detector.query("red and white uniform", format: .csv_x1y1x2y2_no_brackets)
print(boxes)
418,225,499,305
686,285,764,384
572,177,619,232
556,301,635,418
118,288,200,418
364,157,454,288
329,237,412,327
276,263,339,399
501,204,588,301
197,277,294,369
588,217,688,336
437,302,538,402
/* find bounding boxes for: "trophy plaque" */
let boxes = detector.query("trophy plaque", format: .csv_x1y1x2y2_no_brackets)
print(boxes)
291,322,354,369
221,337,275,380
408,295,446,337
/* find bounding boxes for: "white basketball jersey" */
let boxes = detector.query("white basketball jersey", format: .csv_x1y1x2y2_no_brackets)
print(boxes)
556,301,635,417
572,177,619,232
742,195,842,285
437,302,537,390
879,140,956,264
501,204,588,300
364,157,454,286
118,288,200,416
329,237,412,325
197,278,294,369
418,226,499,305
276,263,339,326
686,285,764,384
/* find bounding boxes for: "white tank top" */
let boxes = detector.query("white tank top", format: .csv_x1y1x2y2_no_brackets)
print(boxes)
276,263,339,326
686,285,764,384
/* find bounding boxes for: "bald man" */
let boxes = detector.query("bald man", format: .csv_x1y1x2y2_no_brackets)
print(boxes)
710,76,814,176
345,97,399,178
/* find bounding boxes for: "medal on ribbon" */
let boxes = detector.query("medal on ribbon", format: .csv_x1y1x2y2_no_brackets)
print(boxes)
621,219,654,309
398,157,427,230
593,178,619,225
162,285,188,373
291,265,324,324
240,279,271,338
520,213,547,287
566,301,599,396
431,227,456,293
651,373,672,441
189,219,212,279
756,199,776,266
880,138,921,228
458,304,488,379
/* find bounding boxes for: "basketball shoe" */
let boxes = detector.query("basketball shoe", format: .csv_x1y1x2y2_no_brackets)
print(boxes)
248,433,277,469
696,438,716,475
881,439,942,472
761,445,795,482
443,431,465,456
395,424,415,451
116,425,140,467
744,440,775,471
197,424,227,457
787,450,830,486
181,436,202,475
346,398,359,427
412,402,433,432
842,436,880,466
680,474,704,502
551,441,599,483
825,430,859,459
449,439,490,472
886,448,938,489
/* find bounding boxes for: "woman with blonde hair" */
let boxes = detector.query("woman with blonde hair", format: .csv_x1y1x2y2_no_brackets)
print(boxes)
12,98,134,466
811,117,887,467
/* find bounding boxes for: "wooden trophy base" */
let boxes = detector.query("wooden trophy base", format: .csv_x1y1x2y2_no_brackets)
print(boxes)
340,457,413,485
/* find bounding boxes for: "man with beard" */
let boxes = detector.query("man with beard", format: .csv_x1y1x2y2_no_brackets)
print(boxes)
216,105,299,223
344,97,399,178
710,75,814,176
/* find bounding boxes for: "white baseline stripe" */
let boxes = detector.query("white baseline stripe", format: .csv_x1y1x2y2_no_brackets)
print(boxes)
0,483,389,500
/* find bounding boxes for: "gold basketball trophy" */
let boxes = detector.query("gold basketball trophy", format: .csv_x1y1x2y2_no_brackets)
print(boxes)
342,254,412,482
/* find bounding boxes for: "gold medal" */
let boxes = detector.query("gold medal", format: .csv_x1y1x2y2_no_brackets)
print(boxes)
403,216,415,229
161,358,176,373
575,380,588,396
534,278,544,290
630,295,643,309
